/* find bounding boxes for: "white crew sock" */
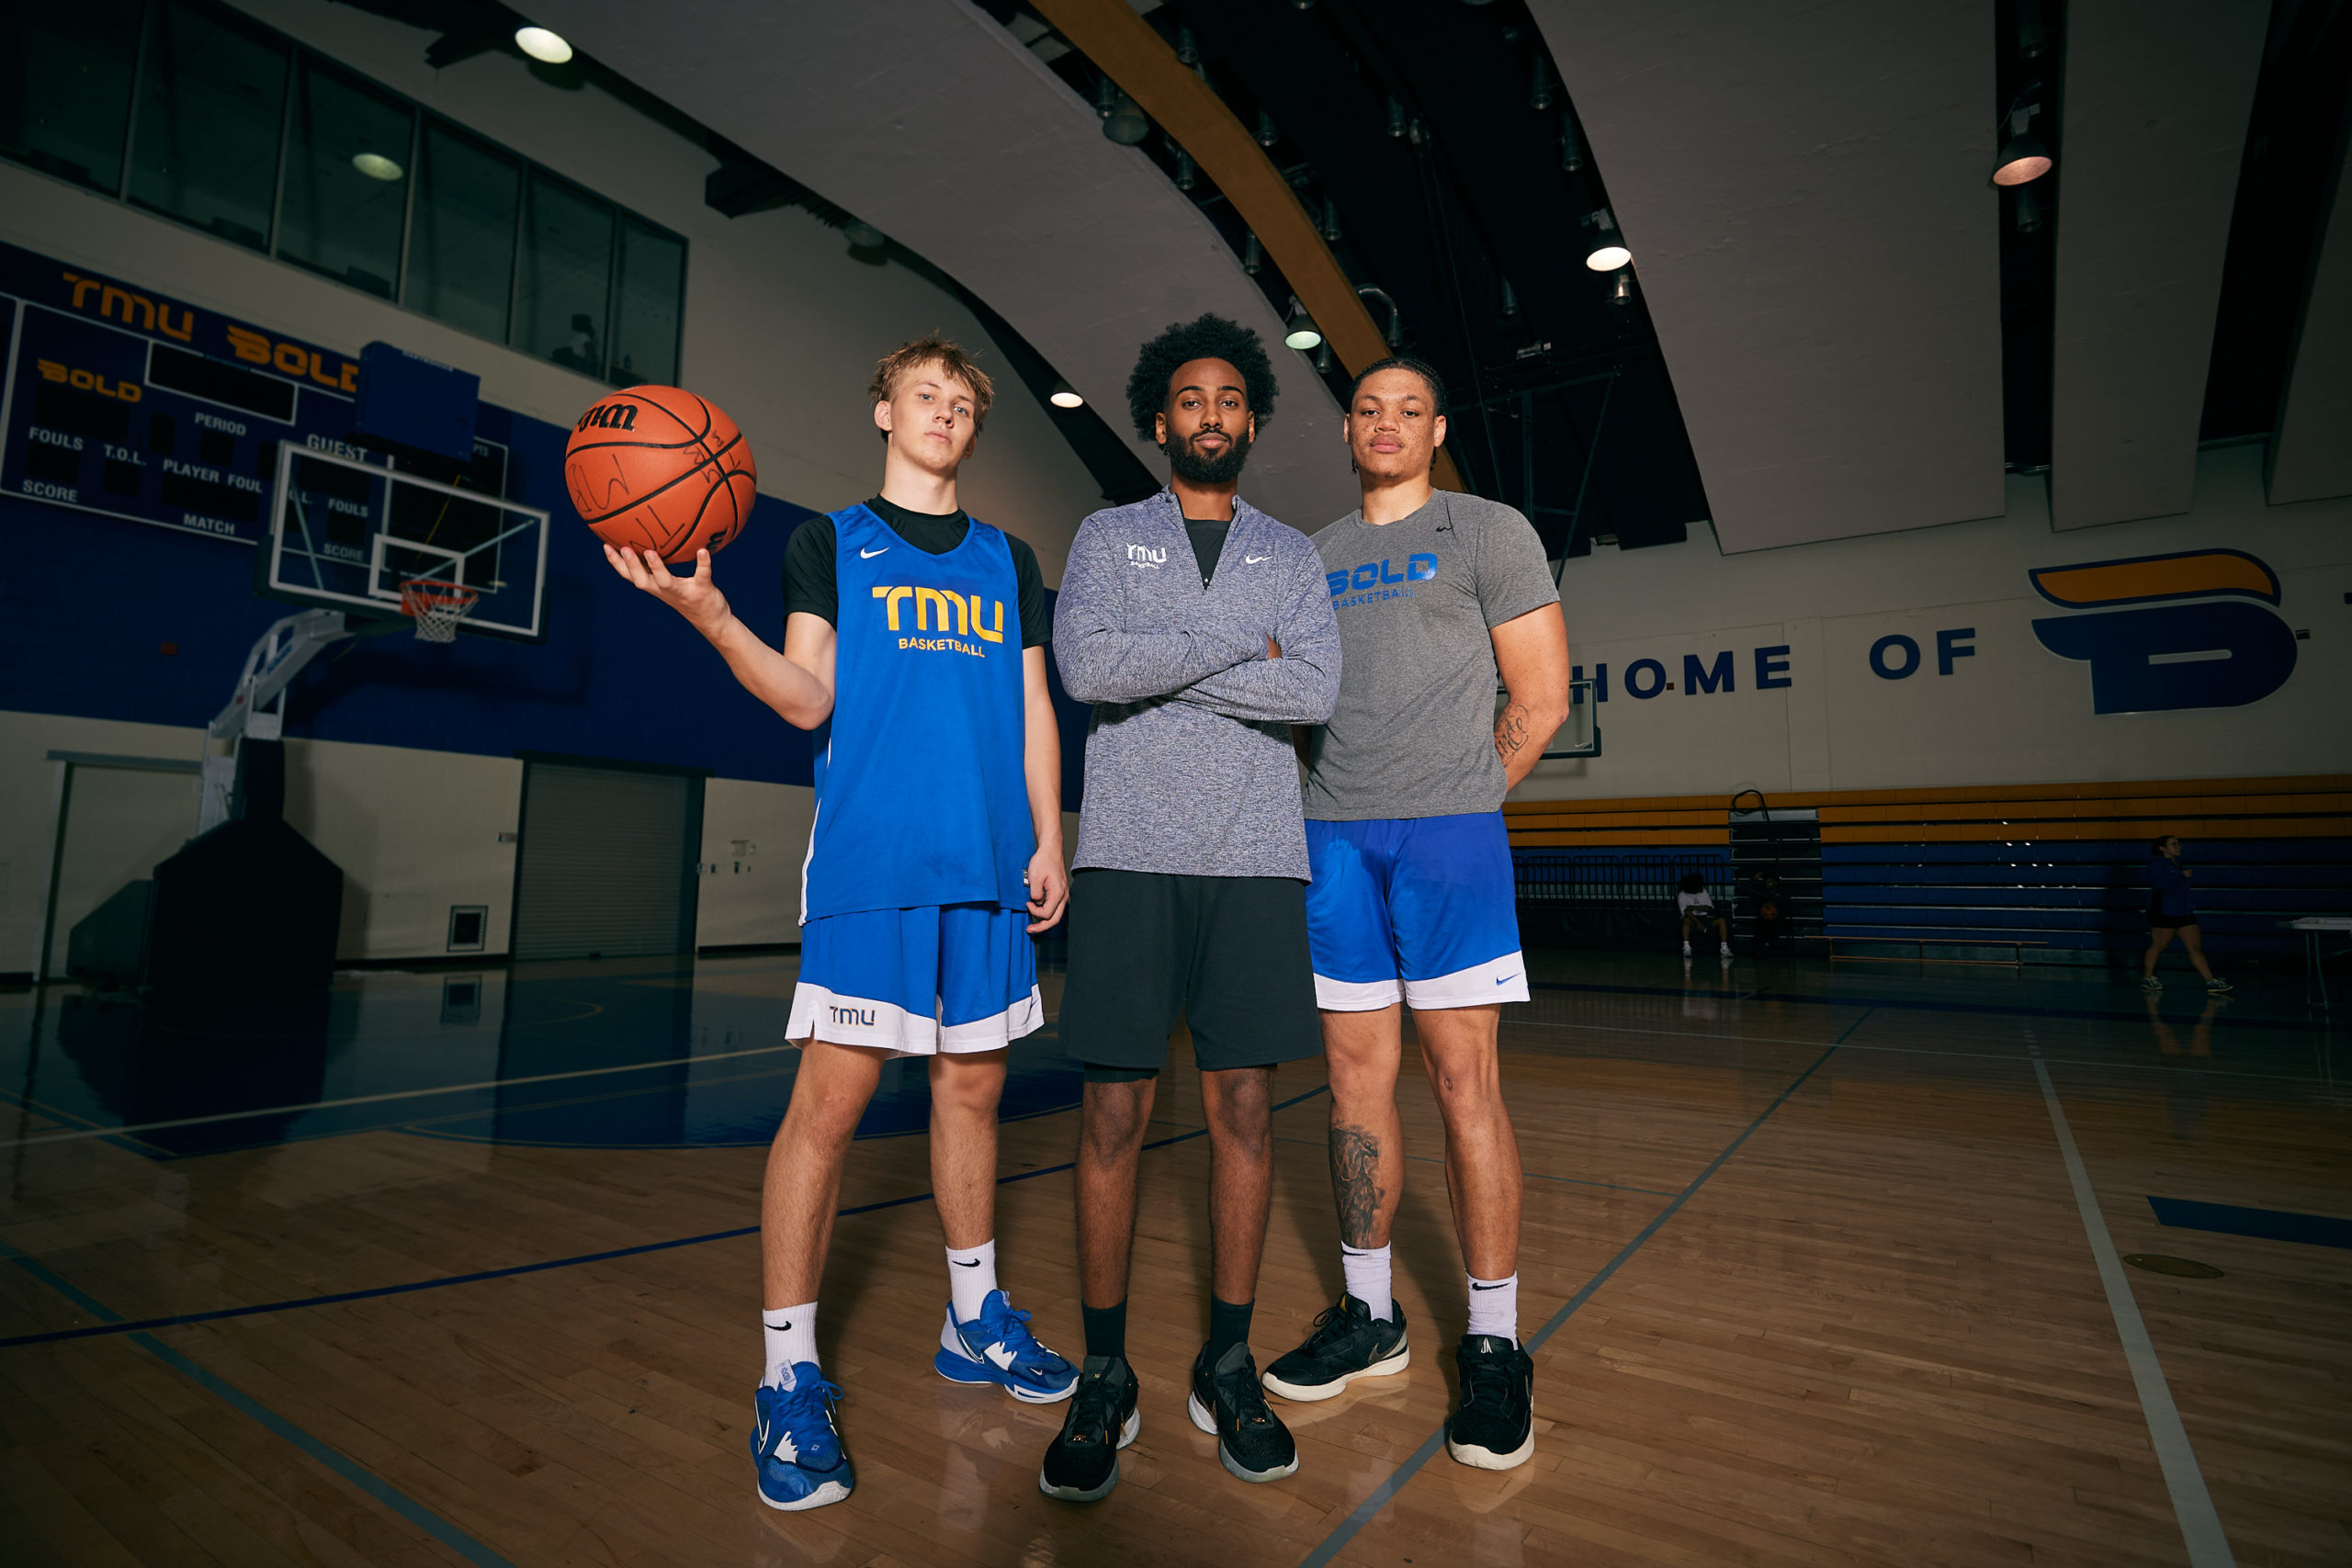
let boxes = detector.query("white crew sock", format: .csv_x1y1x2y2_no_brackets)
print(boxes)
762,1303,819,1388
946,1238,999,1323
1466,1273,1519,1342
1341,1242,1394,1321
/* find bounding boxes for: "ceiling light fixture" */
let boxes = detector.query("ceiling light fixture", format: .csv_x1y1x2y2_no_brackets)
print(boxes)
1530,57,1554,113
1499,278,1519,318
1174,149,1196,191
351,152,403,181
1560,117,1585,174
1283,299,1322,352
1102,93,1149,145
1242,231,1262,275
1611,270,1634,310
1387,97,1408,139
1256,111,1279,149
1320,198,1342,244
2013,184,2044,232
1993,95,2051,186
1582,209,1631,271
513,26,571,64
842,220,886,249
1049,380,1085,410
1175,26,1198,68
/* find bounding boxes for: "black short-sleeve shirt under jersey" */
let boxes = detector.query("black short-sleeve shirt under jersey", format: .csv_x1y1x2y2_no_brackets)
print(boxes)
781,496,1050,650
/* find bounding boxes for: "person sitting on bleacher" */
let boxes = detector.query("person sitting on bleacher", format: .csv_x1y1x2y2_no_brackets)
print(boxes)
1679,873,1730,964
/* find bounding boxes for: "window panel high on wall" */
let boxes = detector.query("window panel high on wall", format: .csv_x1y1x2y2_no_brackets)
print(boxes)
515,173,614,377
0,0,141,193
406,122,519,343
613,219,684,385
278,56,413,299
0,0,686,388
127,0,288,252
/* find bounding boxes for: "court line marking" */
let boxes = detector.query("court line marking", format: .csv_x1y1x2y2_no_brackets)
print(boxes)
0,1043,807,1150
1501,1015,2330,1083
1528,977,2331,1034
0,1236,519,1568
1296,1015,1862,1567
0,1085,1334,1351
2031,1055,2235,1567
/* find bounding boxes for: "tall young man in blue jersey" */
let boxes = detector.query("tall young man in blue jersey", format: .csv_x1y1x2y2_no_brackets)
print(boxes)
1037,314,1340,1503
605,336,1076,1514
1263,359,1570,1473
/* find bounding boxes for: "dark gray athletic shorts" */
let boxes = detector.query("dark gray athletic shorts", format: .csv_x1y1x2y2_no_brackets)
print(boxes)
1058,869,1323,1074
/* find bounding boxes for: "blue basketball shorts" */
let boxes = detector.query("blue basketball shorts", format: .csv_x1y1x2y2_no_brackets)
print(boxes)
787,903,1043,1055
1304,812,1529,1011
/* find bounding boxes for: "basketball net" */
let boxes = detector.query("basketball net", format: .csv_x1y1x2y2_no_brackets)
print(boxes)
398,579,481,643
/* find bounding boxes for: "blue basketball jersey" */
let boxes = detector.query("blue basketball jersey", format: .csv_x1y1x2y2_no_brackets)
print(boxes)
801,503,1033,919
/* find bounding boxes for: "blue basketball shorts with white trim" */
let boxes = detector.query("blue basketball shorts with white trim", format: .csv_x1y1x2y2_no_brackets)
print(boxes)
1304,812,1529,1011
787,903,1043,1055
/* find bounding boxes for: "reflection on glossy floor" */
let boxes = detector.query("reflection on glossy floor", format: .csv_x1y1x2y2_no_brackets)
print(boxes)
1,951,2346,1566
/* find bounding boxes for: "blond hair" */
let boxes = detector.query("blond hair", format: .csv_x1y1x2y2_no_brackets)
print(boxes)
868,333,994,440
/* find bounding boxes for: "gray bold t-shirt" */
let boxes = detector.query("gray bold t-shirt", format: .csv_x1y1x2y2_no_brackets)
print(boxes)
1304,492,1560,820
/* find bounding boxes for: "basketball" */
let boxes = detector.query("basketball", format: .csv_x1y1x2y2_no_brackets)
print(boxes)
564,385,757,561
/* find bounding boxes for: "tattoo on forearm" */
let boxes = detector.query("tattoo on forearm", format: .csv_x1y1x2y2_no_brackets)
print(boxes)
1329,1122,1385,1247
1495,701,1532,765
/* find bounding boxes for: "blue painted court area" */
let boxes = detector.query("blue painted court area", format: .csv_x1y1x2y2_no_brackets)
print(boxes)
2149,1196,2352,1249
0,955,1082,1158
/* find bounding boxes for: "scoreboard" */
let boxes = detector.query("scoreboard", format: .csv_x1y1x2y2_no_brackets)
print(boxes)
0,240,509,548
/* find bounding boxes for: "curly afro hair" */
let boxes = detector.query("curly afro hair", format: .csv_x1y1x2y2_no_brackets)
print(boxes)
1125,313,1280,446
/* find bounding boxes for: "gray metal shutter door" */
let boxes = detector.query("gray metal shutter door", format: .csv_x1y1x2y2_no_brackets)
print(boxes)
512,763,695,960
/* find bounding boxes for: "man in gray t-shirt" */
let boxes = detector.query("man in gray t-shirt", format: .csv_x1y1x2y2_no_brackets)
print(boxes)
1261,360,1570,1477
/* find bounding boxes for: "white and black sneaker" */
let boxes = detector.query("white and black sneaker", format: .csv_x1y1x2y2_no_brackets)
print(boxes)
1038,1355,1139,1503
1262,1293,1409,1402
1188,1341,1298,1483
1445,1334,1534,1471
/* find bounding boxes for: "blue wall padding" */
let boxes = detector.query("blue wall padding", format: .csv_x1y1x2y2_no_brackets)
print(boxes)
2,400,1094,805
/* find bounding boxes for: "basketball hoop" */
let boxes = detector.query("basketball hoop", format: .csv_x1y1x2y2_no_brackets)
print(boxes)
399,579,480,643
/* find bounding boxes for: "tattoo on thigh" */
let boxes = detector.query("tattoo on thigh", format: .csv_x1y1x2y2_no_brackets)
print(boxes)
1329,1123,1385,1247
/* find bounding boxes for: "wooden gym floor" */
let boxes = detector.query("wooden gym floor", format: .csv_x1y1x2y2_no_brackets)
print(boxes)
0,949,2345,1566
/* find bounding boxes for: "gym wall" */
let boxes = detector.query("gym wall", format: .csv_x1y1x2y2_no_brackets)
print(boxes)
0,0,1105,969
1516,445,2352,806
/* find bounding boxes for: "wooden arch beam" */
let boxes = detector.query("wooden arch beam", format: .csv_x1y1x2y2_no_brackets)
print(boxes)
1029,0,1465,492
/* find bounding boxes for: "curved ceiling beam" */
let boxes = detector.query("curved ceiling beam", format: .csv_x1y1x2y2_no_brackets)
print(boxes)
1033,0,1466,493
527,0,1359,541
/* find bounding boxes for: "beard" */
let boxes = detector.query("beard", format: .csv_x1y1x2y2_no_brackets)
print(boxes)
1167,426,1252,486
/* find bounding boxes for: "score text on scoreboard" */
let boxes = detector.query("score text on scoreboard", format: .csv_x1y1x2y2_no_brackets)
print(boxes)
0,240,452,547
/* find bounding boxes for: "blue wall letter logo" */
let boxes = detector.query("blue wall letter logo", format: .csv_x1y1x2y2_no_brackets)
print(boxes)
2029,548,2294,715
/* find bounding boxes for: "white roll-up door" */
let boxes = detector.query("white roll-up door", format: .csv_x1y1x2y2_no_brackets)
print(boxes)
511,760,704,961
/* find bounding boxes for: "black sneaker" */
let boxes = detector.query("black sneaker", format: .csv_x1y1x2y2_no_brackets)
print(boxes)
1037,1356,1139,1503
1262,1293,1410,1402
1186,1341,1298,1483
1445,1334,1534,1471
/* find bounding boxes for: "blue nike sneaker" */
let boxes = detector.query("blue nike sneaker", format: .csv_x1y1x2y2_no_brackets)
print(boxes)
934,1289,1080,1404
750,1367,854,1511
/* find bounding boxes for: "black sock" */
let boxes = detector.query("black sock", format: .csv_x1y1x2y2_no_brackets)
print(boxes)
1206,1294,1254,1365
1082,1299,1127,1361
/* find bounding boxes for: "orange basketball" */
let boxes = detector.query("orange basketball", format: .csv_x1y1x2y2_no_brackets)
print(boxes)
565,385,757,561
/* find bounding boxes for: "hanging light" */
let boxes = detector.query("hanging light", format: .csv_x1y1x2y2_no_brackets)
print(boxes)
1387,96,1408,139
1175,26,1199,67
1583,209,1631,271
1283,299,1323,352
1316,340,1334,374
1560,116,1585,174
1095,77,1118,119
514,26,571,63
1049,380,1085,410
1530,56,1554,113
1256,110,1279,148
1174,149,1196,191
2014,184,2044,232
1242,231,1263,276
351,151,403,181
1320,198,1342,244
1499,278,1520,317
1610,270,1634,310
1993,99,2051,186
1103,93,1150,145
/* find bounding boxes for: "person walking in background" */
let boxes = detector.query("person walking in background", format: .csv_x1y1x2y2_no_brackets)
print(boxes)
1678,872,1730,963
2143,835,2232,995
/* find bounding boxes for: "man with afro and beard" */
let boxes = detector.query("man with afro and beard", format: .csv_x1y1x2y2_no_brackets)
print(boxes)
1038,314,1340,1501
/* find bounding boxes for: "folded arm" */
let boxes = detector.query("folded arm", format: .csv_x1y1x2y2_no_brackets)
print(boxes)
1051,530,1265,704
1170,553,1341,725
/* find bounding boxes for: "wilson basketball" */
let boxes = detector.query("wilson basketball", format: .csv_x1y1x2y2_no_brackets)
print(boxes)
565,385,757,561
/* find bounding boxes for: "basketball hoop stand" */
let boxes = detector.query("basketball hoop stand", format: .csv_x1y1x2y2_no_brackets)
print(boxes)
198,610,356,834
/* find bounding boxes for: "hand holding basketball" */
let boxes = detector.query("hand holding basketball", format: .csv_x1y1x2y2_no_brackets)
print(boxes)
604,543,733,640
